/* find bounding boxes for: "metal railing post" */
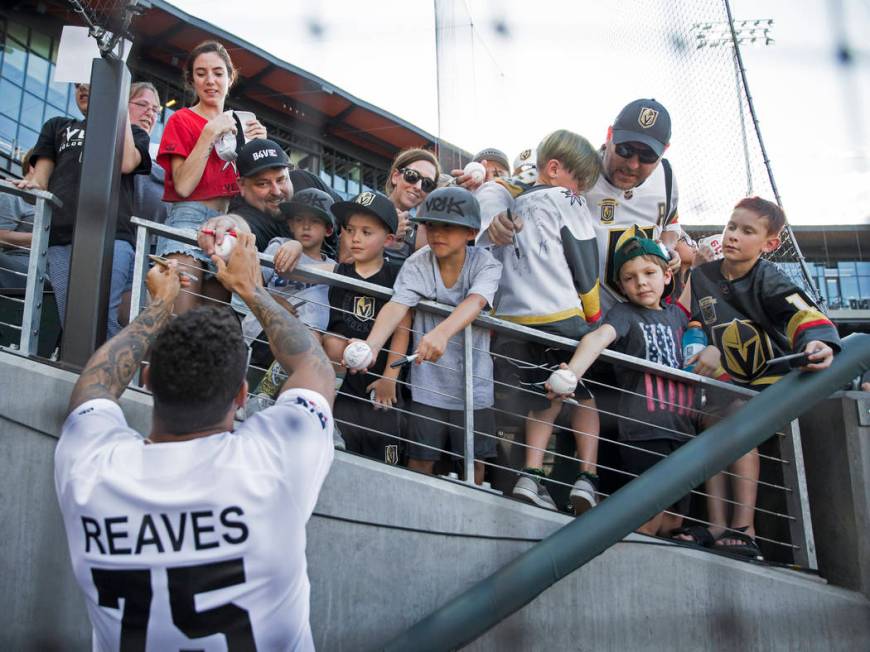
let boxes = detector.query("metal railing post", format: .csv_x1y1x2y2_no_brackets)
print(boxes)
19,197,52,356
463,324,475,484
780,418,818,569
129,223,150,324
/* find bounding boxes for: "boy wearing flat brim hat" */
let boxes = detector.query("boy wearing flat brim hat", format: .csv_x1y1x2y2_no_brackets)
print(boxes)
347,187,503,483
321,190,409,463
550,229,722,536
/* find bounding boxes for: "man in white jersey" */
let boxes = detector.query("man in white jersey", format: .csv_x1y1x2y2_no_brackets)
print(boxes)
584,98,680,314
54,233,335,651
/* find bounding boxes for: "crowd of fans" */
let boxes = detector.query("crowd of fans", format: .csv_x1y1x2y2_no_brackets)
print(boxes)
4,40,845,562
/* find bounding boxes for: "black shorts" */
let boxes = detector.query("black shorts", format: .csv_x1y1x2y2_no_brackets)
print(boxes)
334,392,402,465
619,438,692,515
407,402,497,462
492,332,593,413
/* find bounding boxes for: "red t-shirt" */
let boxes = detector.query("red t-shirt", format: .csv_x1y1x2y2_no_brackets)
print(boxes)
157,107,239,202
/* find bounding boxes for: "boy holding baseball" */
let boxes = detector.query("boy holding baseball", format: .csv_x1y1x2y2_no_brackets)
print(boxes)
322,191,411,463
552,229,722,536
348,186,502,484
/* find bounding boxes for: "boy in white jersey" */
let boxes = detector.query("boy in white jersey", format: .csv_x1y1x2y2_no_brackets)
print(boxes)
485,130,604,513
55,235,335,651
584,98,681,314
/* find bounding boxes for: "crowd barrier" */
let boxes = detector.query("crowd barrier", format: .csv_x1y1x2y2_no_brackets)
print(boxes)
0,178,819,569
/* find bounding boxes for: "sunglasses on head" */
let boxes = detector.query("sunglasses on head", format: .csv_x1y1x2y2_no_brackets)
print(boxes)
614,142,659,164
399,167,437,193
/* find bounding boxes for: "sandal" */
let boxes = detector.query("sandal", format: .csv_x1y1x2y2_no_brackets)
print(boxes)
670,525,714,548
714,526,763,560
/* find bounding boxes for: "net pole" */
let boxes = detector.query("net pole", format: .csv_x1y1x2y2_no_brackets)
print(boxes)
723,0,819,303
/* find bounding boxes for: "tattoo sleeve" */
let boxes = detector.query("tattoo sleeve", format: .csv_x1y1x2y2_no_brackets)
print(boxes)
246,287,334,393
67,298,174,412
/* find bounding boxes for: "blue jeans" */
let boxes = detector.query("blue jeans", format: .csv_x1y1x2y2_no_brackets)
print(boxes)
156,201,221,263
47,240,135,338
0,249,30,290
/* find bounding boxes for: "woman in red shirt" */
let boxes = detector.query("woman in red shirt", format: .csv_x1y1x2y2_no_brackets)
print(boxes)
156,40,266,313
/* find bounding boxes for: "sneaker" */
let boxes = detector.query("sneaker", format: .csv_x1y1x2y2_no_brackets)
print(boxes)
512,474,557,511
333,423,347,451
569,474,598,515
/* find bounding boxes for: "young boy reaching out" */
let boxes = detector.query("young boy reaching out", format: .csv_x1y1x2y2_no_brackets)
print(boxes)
349,187,502,484
551,230,722,537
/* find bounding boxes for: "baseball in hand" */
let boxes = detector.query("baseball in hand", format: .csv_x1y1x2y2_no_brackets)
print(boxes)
463,161,486,184
343,341,373,370
547,368,578,395
214,233,237,261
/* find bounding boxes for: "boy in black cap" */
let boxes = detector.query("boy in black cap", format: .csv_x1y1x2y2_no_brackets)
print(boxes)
322,191,411,463
550,229,722,535
351,187,503,484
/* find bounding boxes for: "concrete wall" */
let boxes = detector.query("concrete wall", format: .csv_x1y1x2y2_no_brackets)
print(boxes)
1,350,869,651
799,393,870,598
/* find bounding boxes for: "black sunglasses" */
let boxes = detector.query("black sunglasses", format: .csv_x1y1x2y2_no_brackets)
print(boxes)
614,142,659,164
399,167,437,193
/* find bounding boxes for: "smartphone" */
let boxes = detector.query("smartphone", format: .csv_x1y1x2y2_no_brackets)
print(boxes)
767,351,812,368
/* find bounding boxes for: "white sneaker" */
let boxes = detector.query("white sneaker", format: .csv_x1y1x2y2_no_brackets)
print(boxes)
569,476,598,515
513,475,557,511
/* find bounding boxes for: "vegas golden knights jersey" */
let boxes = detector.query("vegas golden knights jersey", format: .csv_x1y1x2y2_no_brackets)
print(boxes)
584,158,679,313
689,259,840,387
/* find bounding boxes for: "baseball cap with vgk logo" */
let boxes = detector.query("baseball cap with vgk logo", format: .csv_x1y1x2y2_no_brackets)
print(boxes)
611,98,672,157
237,138,290,178
412,186,481,230
331,190,398,233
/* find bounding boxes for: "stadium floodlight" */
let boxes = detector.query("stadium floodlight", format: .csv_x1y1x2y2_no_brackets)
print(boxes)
692,19,774,49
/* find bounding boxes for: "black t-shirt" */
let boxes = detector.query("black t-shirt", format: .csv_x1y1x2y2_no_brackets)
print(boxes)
31,117,151,246
604,301,695,442
229,195,293,252
328,260,399,398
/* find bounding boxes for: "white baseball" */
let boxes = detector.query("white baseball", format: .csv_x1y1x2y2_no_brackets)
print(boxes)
547,368,578,395
463,161,486,183
214,233,237,260
343,341,373,370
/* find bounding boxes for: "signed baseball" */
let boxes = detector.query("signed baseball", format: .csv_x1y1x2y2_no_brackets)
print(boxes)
547,368,578,395
463,161,486,184
343,341,373,370
214,233,237,261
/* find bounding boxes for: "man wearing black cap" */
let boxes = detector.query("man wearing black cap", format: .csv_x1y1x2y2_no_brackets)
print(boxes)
230,138,296,251
584,98,681,314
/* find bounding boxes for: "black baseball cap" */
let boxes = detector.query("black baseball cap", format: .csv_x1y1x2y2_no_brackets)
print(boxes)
412,186,481,230
331,191,398,233
237,138,290,178
280,188,336,228
611,98,672,157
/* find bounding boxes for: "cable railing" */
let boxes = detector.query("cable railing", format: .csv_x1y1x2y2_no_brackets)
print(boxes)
0,189,818,569
125,216,816,567
0,180,60,356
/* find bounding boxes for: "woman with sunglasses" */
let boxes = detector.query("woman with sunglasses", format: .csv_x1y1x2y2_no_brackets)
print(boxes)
156,40,267,314
382,148,441,261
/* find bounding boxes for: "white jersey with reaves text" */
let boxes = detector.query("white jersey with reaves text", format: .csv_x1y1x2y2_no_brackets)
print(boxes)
54,389,334,651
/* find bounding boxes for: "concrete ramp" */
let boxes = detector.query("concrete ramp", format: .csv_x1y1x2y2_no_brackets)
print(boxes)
1,351,867,651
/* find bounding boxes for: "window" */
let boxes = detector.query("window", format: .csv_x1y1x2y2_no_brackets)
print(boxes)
0,77,23,119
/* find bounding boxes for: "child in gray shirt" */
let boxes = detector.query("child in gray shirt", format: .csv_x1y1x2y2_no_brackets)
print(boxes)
355,187,502,484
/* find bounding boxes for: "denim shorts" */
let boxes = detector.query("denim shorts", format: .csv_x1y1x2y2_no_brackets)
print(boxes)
155,201,221,263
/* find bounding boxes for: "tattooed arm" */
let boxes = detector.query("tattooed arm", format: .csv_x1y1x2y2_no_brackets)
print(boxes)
67,262,181,413
214,233,336,406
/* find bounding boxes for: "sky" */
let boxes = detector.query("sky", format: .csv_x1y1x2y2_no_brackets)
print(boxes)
170,0,869,225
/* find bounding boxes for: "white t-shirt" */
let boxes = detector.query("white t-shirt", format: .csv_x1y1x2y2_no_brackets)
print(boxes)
584,160,679,313
54,389,334,652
